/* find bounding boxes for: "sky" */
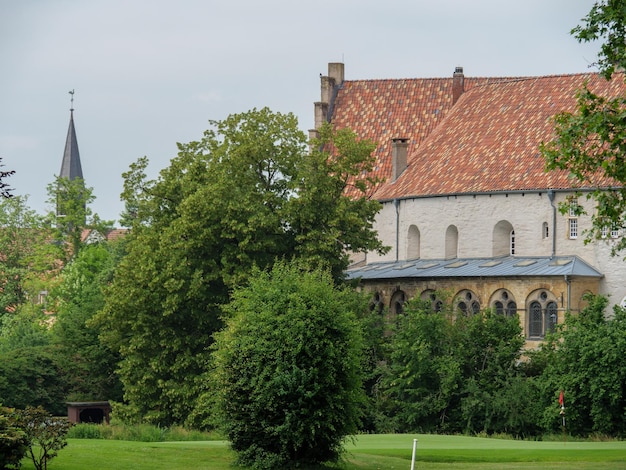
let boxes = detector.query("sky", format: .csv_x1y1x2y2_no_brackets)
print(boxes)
0,0,602,225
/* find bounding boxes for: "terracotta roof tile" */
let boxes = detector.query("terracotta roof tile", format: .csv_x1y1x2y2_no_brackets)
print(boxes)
329,72,626,200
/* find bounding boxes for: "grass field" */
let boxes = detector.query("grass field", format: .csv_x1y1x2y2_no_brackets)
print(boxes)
18,434,626,469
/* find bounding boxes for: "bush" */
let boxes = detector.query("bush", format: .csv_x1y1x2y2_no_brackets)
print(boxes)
14,406,73,470
0,407,28,470
213,263,366,469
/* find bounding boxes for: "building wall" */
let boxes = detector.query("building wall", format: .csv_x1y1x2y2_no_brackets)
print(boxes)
355,189,624,341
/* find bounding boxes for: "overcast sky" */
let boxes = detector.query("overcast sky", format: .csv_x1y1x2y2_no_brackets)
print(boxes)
0,0,602,225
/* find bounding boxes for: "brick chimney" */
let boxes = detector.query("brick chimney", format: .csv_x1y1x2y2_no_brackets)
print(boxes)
392,138,409,181
452,66,464,105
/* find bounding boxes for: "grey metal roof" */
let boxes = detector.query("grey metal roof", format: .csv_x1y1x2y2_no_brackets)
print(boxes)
60,110,83,180
346,255,603,281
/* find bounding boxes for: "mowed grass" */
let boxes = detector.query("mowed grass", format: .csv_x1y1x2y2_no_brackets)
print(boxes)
18,434,626,469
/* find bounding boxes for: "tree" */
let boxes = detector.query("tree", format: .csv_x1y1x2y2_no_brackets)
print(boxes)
381,298,531,435
47,176,113,260
50,243,123,402
212,262,365,469
95,108,385,425
0,158,15,199
0,407,28,470
14,406,72,470
541,0,626,252
532,294,626,436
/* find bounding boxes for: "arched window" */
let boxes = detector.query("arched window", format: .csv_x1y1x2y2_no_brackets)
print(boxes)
490,289,517,318
390,290,406,317
456,290,480,316
420,290,443,313
492,220,515,257
526,290,559,338
529,301,543,337
407,225,420,259
369,292,384,314
445,225,458,259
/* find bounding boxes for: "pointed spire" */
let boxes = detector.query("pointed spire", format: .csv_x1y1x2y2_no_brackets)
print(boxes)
60,90,83,180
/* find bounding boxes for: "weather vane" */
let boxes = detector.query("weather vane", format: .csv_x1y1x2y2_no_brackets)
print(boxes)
69,89,75,111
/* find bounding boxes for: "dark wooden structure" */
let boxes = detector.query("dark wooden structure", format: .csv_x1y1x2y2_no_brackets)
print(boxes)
66,401,111,424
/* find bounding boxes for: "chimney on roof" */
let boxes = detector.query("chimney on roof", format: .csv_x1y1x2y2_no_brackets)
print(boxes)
313,63,345,131
392,138,409,182
452,66,464,105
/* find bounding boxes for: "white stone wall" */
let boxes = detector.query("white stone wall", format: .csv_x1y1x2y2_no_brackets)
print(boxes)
366,191,626,309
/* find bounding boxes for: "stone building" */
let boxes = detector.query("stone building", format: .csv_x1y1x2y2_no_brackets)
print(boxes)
312,63,626,346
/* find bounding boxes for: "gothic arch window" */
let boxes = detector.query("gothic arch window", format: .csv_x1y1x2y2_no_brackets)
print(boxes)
407,225,420,260
369,292,384,315
390,290,406,317
420,289,443,313
490,289,517,317
455,289,480,316
445,225,458,259
526,289,559,339
493,220,514,257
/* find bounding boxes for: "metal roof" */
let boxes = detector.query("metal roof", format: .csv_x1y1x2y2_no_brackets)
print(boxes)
346,256,603,281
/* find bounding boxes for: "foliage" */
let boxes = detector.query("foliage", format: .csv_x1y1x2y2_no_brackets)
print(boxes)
14,406,72,470
0,196,61,319
95,108,385,425
0,159,15,199
50,243,123,402
0,407,28,470
0,347,67,416
212,262,366,469
532,294,626,437
46,176,113,260
67,421,219,442
541,0,626,252
381,298,532,436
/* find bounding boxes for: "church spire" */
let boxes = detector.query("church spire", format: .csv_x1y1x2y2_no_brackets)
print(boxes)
60,90,83,180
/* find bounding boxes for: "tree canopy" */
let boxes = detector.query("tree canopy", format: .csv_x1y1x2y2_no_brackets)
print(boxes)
542,0,626,252
212,262,366,469
95,108,386,425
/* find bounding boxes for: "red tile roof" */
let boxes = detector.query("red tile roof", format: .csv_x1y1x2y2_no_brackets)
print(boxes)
328,71,626,200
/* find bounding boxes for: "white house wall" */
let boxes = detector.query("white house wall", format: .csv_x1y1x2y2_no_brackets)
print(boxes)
367,190,626,309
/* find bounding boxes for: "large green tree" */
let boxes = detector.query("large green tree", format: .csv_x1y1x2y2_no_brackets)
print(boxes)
532,294,626,437
95,108,386,425
50,243,123,402
381,299,533,435
542,0,626,251
212,262,365,469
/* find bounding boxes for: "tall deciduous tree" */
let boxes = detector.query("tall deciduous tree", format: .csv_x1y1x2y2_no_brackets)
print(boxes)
533,294,626,436
95,108,386,425
212,262,365,469
542,0,626,252
47,176,113,260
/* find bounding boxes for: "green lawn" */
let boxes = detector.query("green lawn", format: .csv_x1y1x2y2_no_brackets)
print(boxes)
18,434,626,469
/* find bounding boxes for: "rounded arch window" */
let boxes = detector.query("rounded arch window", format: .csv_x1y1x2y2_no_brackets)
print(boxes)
455,289,480,316
526,289,559,339
407,225,420,260
492,220,514,257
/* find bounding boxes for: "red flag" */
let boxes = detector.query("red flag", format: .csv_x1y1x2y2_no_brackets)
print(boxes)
559,390,564,407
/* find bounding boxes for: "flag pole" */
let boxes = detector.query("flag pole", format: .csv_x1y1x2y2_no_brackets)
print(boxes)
559,390,566,445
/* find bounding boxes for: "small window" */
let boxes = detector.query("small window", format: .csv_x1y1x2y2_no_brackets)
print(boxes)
542,222,549,239
569,218,578,239
510,230,515,255
611,225,620,239
601,226,609,238
568,197,578,217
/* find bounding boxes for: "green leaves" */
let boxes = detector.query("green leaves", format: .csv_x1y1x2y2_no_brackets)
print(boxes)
212,262,366,468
